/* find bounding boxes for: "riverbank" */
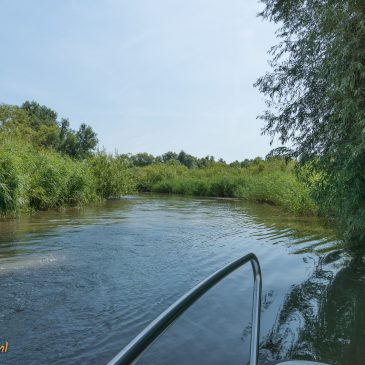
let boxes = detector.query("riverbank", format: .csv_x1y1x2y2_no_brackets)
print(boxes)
0,144,317,217
0,137,134,216
132,159,317,215
0,101,317,218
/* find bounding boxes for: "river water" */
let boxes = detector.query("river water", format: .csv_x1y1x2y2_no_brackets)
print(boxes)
0,195,363,365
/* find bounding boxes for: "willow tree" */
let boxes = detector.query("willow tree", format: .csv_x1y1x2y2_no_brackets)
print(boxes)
255,0,365,242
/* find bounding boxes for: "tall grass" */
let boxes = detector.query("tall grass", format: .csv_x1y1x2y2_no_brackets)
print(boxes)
0,101,318,218
0,133,317,217
88,151,135,199
133,160,317,215
0,138,134,215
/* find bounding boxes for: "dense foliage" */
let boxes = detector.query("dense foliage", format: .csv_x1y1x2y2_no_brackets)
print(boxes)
0,102,134,214
0,138,96,212
0,101,98,158
133,159,315,215
256,0,365,241
0,100,317,217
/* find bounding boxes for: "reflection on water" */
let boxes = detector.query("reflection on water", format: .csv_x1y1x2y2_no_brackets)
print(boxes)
233,201,341,254
0,194,362,365
261,251,365,365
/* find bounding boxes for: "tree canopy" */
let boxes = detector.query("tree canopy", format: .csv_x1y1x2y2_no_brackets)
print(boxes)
256,0,365,242
0,101,98,158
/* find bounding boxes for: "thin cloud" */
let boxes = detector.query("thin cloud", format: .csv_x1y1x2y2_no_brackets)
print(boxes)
119,32,151,50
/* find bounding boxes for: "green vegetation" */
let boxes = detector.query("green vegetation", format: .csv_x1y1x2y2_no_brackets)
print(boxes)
0,101,98,158
89,151,135,199
256,0,365,241
0,98,345,224
132,159,316,215
0,138,95,213
0,101,134,215
0,100,317,217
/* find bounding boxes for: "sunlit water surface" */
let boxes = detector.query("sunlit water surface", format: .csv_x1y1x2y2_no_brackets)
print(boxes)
0,195,363,365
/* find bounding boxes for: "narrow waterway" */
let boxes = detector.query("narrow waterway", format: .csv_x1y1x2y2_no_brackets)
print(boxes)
0,195,363,365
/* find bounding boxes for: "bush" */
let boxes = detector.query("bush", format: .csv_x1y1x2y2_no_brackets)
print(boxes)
133,163,188,192
0,138,97,214
88,151,135,199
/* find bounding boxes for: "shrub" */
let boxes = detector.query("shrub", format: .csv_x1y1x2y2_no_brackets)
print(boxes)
0,138,97,213
88,152,135,199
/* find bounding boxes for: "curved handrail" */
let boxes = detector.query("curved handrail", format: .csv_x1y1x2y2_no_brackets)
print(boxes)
106,253,262,365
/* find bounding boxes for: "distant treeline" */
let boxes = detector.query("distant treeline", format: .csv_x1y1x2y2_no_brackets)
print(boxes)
0,101,317,219
121,151,265,169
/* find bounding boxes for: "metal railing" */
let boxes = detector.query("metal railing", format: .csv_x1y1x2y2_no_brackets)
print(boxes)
106,253,262,365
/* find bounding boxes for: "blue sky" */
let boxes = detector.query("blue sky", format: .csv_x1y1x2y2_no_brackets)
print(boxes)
1,0,278,162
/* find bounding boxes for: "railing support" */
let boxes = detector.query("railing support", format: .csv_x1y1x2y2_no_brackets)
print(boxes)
106,253,262,365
